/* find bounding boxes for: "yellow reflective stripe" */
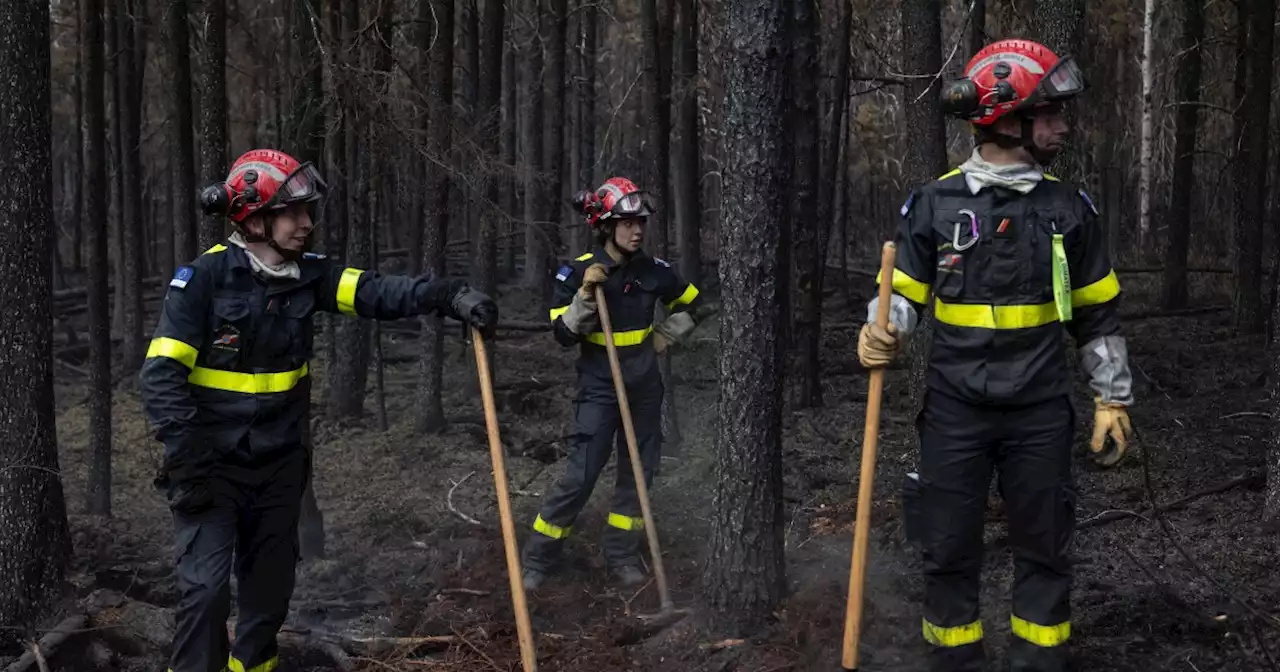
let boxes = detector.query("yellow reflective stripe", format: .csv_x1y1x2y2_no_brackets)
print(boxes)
549,305,570,321
922,619,983,647
146,337,199,369
229,655,279,672
1043,173,1061,182
187,363,309,394
533,514,571,539
876,268,931,305
607,513,645,531
665,283,699,311
934,298,1059,330
584,327,653,347
938,168,962,180
575,252,594,261
336,267,364,315
1011,615,1070,647
1071,269,1120,308
203,243,227,254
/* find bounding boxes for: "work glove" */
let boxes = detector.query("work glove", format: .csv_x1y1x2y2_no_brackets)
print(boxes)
450,285,500,339
653,331,671,354
652,312,696,354
579,263,609,300
1090,397,1132,467
560,290,598,335
857,322,900,368
154,443,215,514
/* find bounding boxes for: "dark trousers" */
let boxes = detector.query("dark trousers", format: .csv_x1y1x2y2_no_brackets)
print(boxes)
917,390,1076,672
168,447,309,672
522,372,663,573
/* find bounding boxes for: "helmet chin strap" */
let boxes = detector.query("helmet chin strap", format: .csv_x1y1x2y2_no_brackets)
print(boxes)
981,115,1056,167
239,214,304,262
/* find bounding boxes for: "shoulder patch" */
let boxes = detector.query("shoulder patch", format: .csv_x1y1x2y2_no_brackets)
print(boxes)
900,191,916,217
654,257,670,268
1077,188,1099,216
555,264,574,282
302,251,327,260
170,265,195,289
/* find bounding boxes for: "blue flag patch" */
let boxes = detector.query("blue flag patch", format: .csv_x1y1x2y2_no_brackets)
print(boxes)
900,192,916,217
654,257,670,268
555,264,574,282
170,265,194,289
302,251,327,260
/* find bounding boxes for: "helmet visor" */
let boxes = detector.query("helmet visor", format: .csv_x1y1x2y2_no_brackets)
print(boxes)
269,162,328,209
1039,56,1086,100
608,190,657,219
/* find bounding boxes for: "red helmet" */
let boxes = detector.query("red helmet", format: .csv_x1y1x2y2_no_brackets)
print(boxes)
199,148,327,223
570,177,656,228
941,39,1086,126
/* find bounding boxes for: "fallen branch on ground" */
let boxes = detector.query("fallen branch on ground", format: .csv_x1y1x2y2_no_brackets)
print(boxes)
3,614,87,672
1076,472,1262,530
447,471,483,526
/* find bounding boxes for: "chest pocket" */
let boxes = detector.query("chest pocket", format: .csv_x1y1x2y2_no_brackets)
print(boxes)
263,290,316,364
206,295,252,370
931,211,972,300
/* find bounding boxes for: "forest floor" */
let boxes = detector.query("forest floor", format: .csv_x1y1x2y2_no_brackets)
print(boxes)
19,268,1280,671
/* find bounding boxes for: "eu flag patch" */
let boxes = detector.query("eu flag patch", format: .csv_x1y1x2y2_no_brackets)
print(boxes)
555,265,573,282
170,265,194,289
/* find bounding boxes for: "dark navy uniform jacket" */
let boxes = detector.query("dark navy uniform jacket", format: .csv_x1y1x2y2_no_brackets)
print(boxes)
548,246,701,386
140,242,460,474
885,170,1121,405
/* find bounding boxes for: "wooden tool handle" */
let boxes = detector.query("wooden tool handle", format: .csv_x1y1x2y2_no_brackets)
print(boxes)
841,241,897,670
472,330,539,672
594,286,673,608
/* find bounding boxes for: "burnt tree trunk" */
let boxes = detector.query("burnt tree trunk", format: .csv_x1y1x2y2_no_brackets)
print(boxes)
1161,0,1204,310
702,0,787,633
501,5,518,278
0,0,73,628
417,0,453,434
676,0,700,285
474,0,504,298
196,0,227,250
169,0,197,264
540,0,567,290
521,0,546,290
969,0,987,58
328,0,371,421
1232,0,1273,335
319,0,347,407
117,0,146,374
787,0,820,408
83,0,113,518
641,0,671,255
578,0,598,239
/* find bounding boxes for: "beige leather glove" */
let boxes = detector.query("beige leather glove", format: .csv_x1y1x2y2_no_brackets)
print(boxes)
858,322,900,368
653,331,671,354
1090,397,1132,467
578,263,609,299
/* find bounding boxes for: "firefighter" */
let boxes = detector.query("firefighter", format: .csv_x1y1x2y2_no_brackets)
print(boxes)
520,177,702,591
139,148,498,672
858,40,1133,672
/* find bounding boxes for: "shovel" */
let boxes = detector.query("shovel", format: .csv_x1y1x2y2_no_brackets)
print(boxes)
841,241,896,671
471,328,539,671
593,286,689,625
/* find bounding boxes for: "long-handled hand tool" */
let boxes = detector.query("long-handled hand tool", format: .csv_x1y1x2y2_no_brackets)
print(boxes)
841,241,897,671
593,286,689,624
471,329,538,672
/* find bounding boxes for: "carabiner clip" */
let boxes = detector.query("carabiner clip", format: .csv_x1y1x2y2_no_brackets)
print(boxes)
953,209,980,251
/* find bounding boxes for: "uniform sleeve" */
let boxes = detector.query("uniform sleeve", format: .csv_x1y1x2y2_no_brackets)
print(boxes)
657,265,702,315
139,263,210,462
549,261,584,347
867,188,935,332
314,260,464,321
1064,188,1122,345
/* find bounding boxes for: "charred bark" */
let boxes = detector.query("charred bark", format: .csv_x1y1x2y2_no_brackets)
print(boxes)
675,0,700,285
0,0,74,633
117,0,146,374
169,0,197,265
787,0,821,408
417,0,453,434
1232,0,1273,335
540,0,567,291
521,0,546,290
641,0,671,256
196,0,227,251
1161,0,1204,310
701,0,787,633
474,0,505,298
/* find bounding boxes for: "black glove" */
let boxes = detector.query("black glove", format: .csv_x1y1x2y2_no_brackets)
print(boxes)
450,285,499,339
154,440,215,514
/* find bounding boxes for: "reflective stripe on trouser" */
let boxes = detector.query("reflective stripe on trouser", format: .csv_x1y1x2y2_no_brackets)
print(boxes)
917,389,1075,672
168,447,308,672
522,372,663,573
